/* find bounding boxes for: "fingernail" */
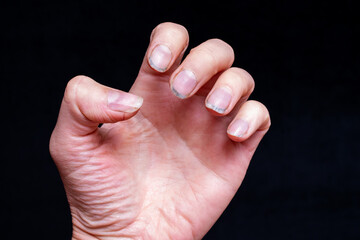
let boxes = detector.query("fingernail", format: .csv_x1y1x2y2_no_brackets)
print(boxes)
206,86,232,114
171,70,197,99
108,90,143,113
148,44,172,72
227,119,249,137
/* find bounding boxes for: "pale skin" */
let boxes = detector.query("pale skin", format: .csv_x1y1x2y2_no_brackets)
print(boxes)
50,22,271,240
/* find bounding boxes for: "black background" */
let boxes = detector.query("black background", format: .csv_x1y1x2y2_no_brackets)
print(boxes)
2,0,359,239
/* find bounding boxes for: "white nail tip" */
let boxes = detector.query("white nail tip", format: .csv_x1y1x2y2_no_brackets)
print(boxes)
205,102,226,114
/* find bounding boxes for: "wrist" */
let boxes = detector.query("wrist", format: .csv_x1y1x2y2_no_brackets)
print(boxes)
69,203,140,239
71,217,142,240
72,224,135,240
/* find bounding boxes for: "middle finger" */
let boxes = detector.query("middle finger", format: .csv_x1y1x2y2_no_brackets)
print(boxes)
169,39,234,99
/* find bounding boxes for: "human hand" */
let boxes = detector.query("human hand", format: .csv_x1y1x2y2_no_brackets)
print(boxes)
50,22,270,240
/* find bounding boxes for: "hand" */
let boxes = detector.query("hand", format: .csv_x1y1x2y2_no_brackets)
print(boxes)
50,22,270,240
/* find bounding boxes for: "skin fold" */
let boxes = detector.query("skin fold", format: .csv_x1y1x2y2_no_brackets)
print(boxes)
50,22,271,240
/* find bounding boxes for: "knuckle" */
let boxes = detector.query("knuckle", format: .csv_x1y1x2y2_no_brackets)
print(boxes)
202,47,219,66
231,67,255,90
170,22,188,36
191,38,234,68
248,100,271,124
64,75,90,104
208,38,234,58
191,44,219,67
247,100,265,111
225,68,255,94
153,22,189,42
158,22,187,32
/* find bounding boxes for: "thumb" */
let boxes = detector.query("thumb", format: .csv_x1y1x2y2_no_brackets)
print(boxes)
52,75,143,138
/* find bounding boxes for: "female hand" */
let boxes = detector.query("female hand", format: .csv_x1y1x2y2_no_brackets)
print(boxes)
50,22,270,239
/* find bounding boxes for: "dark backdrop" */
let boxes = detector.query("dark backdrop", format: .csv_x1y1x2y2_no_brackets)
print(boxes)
2,0,359,239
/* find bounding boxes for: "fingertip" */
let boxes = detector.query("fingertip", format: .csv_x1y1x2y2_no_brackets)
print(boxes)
227,133,247,143
107,89,143,113
227,119,249,142
109,106,142,122
170,69,197,99
205,85,233,115
58,75,144,137
144,22,189,75
148,44,173,73
227,100,271,143
205,107,226,116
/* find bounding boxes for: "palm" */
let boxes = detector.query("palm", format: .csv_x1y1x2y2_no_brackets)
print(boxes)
64,77,256,239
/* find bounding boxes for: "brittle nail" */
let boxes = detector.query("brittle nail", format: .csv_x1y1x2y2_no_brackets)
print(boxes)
171,70,197,99
148,44,172,72
206,86,232,114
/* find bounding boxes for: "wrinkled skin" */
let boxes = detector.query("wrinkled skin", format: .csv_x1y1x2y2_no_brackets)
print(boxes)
50,22,270,240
